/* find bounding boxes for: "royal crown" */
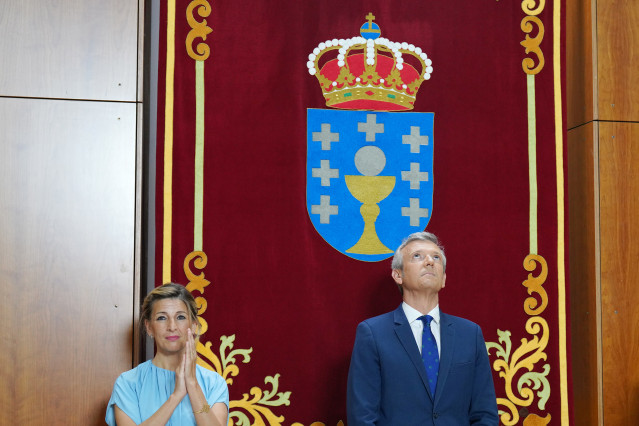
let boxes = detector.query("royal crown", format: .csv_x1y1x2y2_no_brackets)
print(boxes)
307,13,433,111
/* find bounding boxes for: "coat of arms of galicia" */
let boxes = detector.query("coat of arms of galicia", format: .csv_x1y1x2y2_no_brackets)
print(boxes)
306,13,435,261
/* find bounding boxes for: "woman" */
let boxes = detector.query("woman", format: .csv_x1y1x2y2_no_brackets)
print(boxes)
105,283,229,425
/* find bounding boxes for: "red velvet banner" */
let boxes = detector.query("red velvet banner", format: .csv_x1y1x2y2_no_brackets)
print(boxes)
155,1,569,424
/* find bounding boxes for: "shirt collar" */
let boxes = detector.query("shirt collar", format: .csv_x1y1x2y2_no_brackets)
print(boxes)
402,302,440,325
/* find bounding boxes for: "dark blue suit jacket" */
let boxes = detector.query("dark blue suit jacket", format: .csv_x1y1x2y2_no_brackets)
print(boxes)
347,305,498,425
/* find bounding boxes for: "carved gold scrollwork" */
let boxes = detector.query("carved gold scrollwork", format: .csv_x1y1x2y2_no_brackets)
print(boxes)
488,318,550,412
197,335,253,385
184,250,212,336
520,16,545,75
186,0,213,61
521,0,545,16
523,412,552,425
495,397,520,426
194,333,299,426
522,254,548,316
184,250,211,294
486,253,551,423
194,296,209,335
230,374,292,425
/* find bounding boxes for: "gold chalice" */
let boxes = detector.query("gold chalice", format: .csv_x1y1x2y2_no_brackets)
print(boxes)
345,175,395,254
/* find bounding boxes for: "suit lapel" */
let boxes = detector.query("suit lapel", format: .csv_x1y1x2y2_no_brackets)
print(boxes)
392,305,432,399
434,312,455,405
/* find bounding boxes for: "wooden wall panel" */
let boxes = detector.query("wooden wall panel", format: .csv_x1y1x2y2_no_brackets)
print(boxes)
597,0,639,121
0,98,138,424
568,0,639,424
566,0,595,128
0,0,139,101
567,123,600,426
599,122,639,425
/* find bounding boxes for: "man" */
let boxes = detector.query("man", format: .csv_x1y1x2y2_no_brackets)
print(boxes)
346,232,498,425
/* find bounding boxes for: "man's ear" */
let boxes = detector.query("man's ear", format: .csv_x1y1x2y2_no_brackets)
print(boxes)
391,269,403,285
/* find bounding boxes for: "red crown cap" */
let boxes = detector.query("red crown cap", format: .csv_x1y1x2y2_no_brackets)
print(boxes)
307,13,433,111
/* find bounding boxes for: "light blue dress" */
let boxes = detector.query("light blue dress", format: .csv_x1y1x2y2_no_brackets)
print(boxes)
105,360,229,425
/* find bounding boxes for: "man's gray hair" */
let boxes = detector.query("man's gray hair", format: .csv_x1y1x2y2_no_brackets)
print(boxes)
390,231,447,272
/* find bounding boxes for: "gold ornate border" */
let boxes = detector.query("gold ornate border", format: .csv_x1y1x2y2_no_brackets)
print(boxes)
484,1,568,424
487,255,551,425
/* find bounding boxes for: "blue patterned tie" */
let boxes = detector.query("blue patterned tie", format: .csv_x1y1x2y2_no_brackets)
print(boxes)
419,315,439,396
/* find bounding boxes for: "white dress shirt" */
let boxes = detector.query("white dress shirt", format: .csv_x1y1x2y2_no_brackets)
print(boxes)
402,302,441,357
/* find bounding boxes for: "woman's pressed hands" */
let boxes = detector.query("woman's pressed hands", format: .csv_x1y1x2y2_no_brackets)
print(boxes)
173,350,188,400
185,328,200,392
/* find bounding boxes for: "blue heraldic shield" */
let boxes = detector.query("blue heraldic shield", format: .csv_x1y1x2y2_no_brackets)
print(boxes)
306,108,435,261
